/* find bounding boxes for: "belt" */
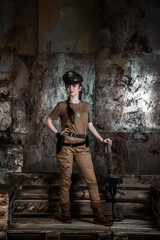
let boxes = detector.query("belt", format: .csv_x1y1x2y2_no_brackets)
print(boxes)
63,141,86,147
67,132,86,139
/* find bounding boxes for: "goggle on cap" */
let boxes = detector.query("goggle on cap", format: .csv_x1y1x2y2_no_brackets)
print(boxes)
63,71,83,85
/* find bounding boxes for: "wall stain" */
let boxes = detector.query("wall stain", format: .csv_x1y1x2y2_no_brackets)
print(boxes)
122,30,152,57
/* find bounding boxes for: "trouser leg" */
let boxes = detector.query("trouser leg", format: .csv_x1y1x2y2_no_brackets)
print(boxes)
74,146,101,203
74,145,113,226
56,146,73,203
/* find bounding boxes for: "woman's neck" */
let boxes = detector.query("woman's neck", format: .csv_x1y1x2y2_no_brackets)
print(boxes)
69,96,80,104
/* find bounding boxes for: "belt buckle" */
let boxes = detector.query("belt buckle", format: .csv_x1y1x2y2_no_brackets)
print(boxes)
70,143,73,147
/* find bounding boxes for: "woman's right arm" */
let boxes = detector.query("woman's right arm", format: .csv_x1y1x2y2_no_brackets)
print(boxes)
45,117,70,136
45,117,58,135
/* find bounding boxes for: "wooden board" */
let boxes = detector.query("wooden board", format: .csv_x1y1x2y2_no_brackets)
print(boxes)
12,200,151,219
0,231,6,240
0,221,7,231
7,218,160,240
0,185,14,238
15,187,150,203
150,186,160,228
5,173,160,187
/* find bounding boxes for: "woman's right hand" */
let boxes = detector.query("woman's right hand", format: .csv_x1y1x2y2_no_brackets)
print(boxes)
61,128,70,136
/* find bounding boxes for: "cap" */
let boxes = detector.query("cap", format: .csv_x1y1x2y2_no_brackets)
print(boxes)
63,71,83,85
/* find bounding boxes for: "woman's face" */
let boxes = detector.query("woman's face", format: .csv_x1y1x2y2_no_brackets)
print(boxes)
66,83,82,97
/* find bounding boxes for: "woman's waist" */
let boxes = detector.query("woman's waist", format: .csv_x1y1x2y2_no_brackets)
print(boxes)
64,135,86,143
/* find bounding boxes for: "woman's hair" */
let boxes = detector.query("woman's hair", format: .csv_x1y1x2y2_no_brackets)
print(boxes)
67,83,82,124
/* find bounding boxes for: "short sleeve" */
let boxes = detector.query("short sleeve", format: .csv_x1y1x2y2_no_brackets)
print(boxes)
49,103,61,120
88,104,92,123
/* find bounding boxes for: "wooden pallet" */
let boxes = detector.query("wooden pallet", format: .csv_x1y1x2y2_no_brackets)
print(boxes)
2,173,160,239
5,173,157,220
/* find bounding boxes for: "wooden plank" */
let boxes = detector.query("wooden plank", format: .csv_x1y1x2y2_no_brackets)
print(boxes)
0,194,8,198
100,175,160,187
0,221,7,231
113,231,160,236
45,232,60,240
4,173,61,186
14,200,60,215
72,188,150,202
8,218,156,226
0,232,6,240
8,219,110,231
15,186,150,203
8,191,16,225
98,232,112,240
72,202,151,218
16,188,49,195
0,186,11,237
7,233,45,240
111,218,160,239
5,173,160,187
150,186,160,228
11,218,155,226
13,213,54,218
14,194,150,203
0,206,8,212
21,185,59,190
13,200,151,219
0,198,9,205
114,236,128,240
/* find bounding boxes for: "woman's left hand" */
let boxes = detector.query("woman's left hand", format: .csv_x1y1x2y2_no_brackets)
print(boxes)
101,138,112,145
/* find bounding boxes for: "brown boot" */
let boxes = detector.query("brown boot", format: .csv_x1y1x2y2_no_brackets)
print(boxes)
60,201,71,223
91,202,113,226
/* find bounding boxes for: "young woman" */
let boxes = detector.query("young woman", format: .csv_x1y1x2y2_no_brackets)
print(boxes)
45,71,113,226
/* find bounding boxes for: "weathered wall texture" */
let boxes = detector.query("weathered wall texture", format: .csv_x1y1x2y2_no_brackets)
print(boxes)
24,52,96,172
0,0,160,182
95,0,160,175
24,0,97,172
0,0,38,182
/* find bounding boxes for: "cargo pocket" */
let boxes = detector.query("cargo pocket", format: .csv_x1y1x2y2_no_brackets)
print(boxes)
56,147,71,171
76,144,86,154
85,148,93,169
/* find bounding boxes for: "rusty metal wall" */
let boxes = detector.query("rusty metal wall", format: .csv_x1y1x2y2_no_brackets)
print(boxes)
0,0,160,182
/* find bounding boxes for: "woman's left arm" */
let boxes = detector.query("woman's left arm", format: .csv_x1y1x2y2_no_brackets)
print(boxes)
88,122,112,145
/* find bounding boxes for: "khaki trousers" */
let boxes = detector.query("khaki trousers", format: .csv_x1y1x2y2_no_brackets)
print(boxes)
56,142,101,204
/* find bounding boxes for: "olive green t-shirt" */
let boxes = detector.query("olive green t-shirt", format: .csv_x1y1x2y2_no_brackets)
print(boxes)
49,101,92,135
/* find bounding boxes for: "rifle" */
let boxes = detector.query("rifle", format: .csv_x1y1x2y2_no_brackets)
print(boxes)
104,143,125,221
